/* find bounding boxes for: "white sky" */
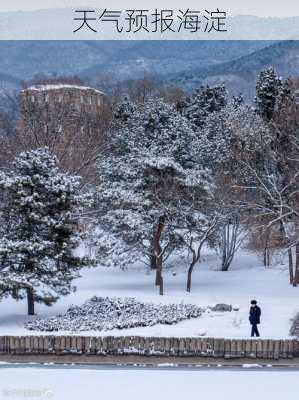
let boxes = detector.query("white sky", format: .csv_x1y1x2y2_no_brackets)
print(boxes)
1,0,299,18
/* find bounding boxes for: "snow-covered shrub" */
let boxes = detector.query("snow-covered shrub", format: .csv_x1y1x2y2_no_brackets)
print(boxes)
25,296,203,332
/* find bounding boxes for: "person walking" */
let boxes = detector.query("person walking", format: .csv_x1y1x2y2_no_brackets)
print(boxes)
249,300,261,337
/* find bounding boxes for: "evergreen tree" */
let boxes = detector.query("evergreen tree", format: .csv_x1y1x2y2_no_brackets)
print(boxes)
0,148,88,315
232,94,244,108
113,95,137,122
255,67,291,121
194,102,248,172
178,85,227,128
95,98,211,295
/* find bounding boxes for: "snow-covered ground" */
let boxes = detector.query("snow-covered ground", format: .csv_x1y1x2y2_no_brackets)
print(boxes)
0,249,298,338
0,367,298,400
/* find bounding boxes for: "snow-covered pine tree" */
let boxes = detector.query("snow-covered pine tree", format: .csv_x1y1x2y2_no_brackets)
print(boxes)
255,67,291,121
113,95,137,122
192,101,248,172
95,98,211,295
178,85,227,128
232,94,244,108
0,148,88,315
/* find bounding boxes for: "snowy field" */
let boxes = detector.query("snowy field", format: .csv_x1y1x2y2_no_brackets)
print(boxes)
0,249,298,338
0,367,298,400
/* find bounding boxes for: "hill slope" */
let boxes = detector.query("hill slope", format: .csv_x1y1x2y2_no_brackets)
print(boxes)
170,41,299,96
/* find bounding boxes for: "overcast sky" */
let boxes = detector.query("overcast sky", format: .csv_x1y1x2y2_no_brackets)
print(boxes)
1,0,299,18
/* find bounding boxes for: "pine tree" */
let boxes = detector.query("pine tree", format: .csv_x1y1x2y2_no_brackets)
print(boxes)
95,98,211,295
255,67,291,121
193,102,247,172
113,95,137,122
0,148,88,315
178,85,227,128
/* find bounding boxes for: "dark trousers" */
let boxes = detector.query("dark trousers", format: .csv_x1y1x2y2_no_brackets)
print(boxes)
251,324,260,337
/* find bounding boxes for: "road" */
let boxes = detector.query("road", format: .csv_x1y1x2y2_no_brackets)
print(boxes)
1,354,299,370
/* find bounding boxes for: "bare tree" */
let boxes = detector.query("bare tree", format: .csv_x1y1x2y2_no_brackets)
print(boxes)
231,100,299,283
246,221,284,268
219,214,245,271
183,215,218,291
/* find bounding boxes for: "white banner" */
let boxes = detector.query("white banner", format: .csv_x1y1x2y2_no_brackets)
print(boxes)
0,1,298,39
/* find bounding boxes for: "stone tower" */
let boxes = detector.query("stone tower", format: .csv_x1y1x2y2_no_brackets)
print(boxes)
20,83,105,136
19,83,107,179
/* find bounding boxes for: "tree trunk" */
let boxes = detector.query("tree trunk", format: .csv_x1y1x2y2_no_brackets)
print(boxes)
159,277,163,296
288,248,294,285
221,217,239,271
150,254,157,270
150,234,157,270
279,220,294,285
221,224,228,271
292,244,299,287
27,287,35,316
263,247,270,267
187,259,196,293
264,248,267,267
156,267,163,296
155,269,160,286
156,251,164,295
12,287,19,299
153,216,165,295
263,228,271,267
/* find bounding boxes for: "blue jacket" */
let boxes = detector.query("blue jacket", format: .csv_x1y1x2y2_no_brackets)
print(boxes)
249,306,261,325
